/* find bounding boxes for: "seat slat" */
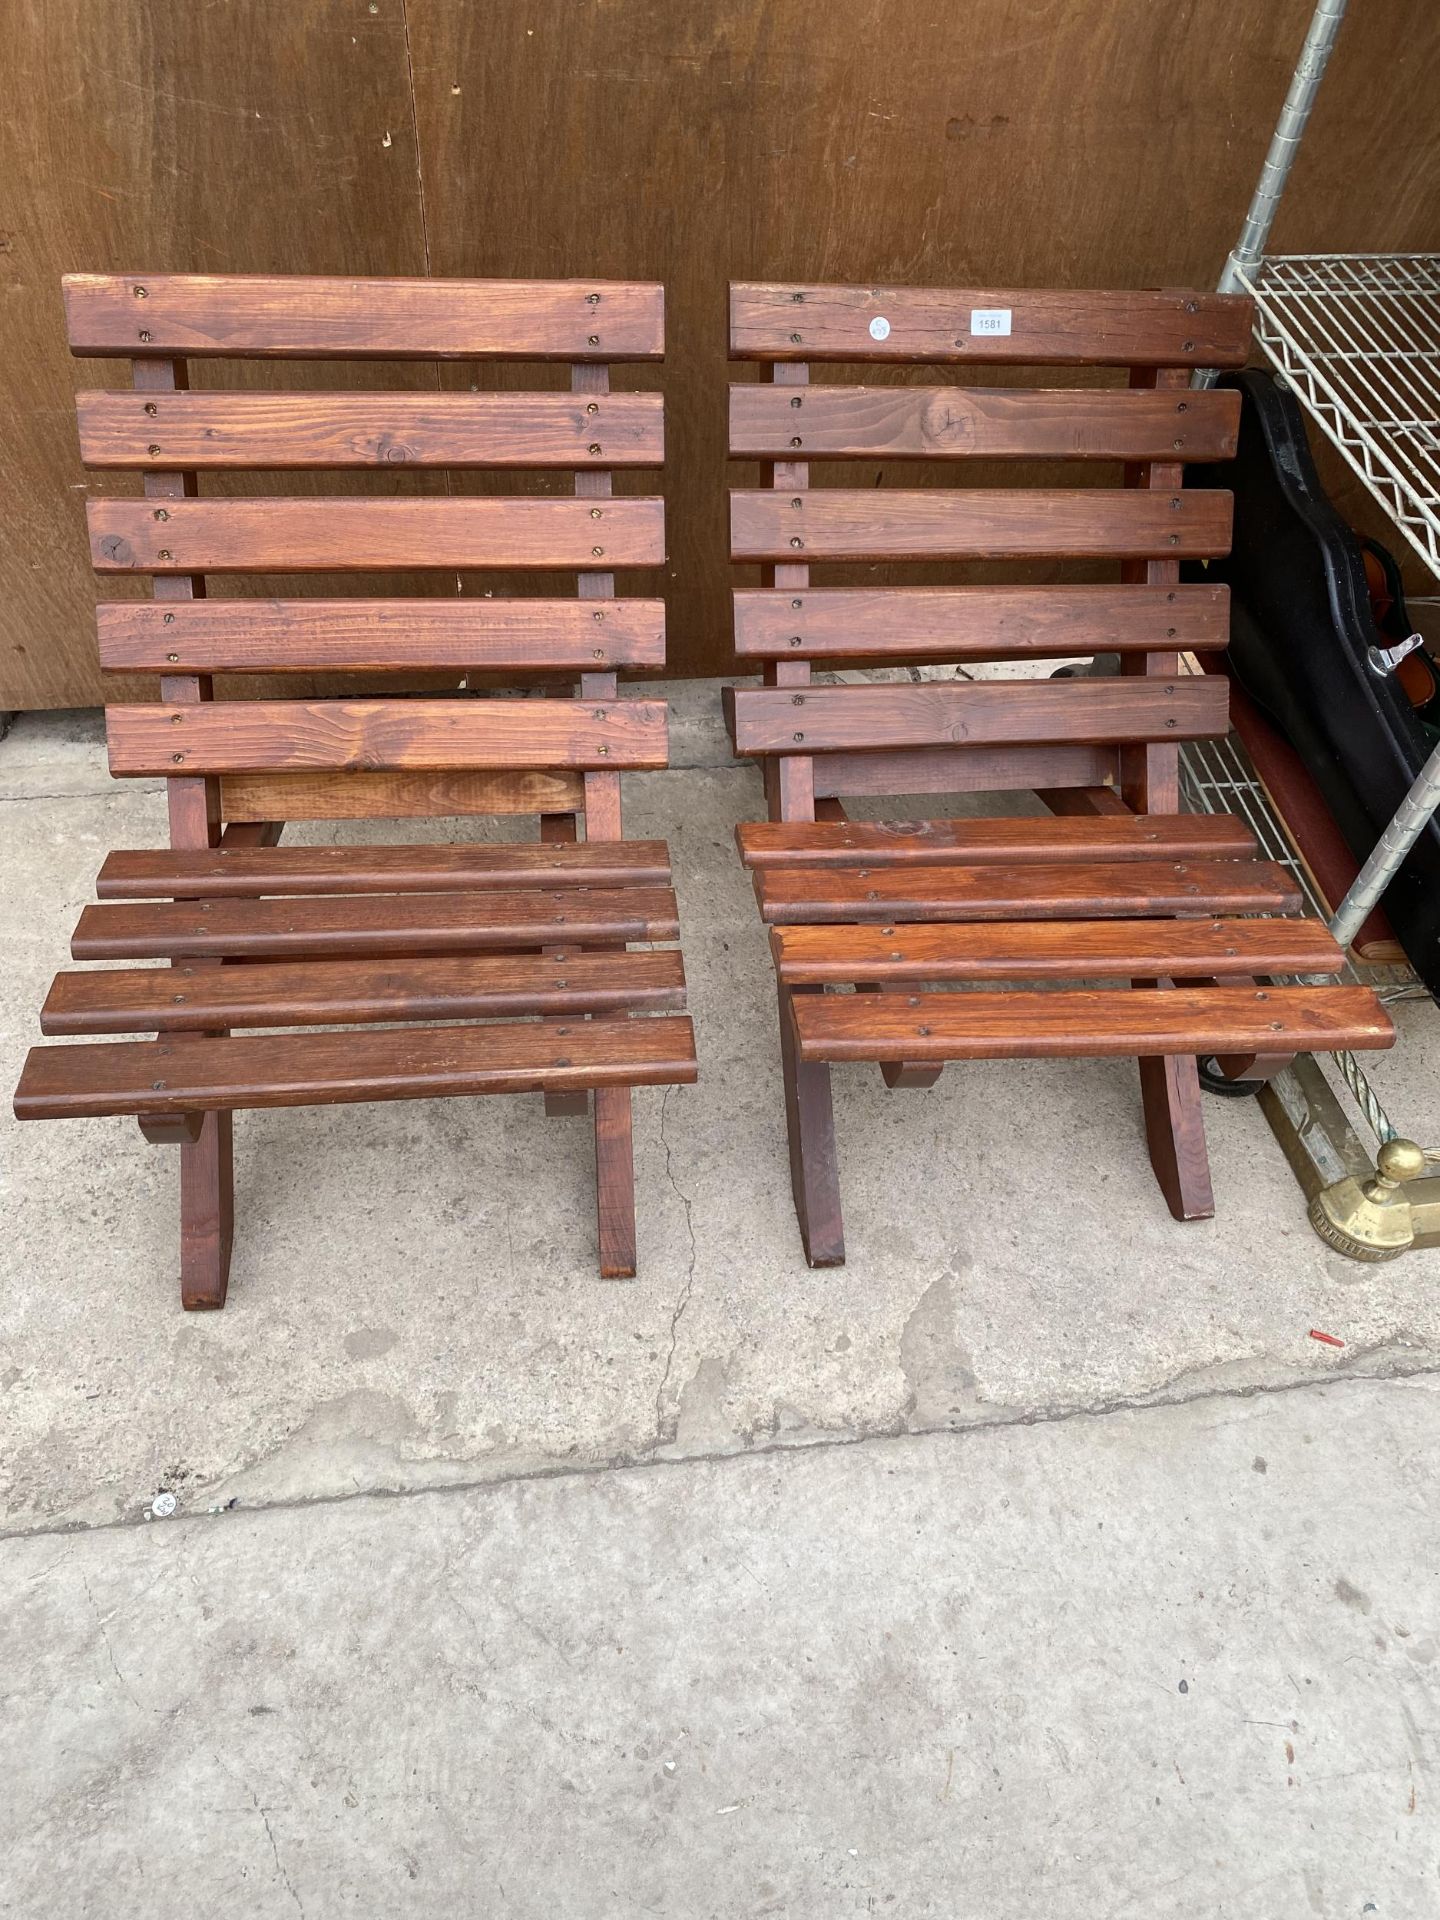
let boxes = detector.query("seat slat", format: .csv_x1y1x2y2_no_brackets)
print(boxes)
730,679,1228,758
64,274,666,360
772,917,1345,983
98,840,672,898
737,814,1255,869
790,987,1393,1063
107,698,668,777
41,951,687,1035
71,887,680,960
732,584,1228,662
78,390,665,470
729,385,1241,461
14,1015,698,1121
96,599,665,674
729,284,1253,367
755,859,1301,923
730,488,1231,562
88,497,665,573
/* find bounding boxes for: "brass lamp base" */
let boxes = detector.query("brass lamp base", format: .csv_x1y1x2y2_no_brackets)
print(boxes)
1306,1139,1427,1263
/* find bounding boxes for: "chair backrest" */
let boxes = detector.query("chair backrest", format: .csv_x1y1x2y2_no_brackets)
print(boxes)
65,272,669,850
725,282,1253,820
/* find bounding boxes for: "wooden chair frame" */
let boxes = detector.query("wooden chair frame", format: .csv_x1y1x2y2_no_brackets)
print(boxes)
13,273,697,1305
724,281,1393,1265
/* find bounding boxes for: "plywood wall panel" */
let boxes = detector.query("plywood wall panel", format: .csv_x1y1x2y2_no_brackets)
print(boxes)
4,0,1440,702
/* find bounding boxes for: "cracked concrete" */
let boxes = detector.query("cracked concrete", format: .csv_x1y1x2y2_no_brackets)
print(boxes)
4,689,1440,1911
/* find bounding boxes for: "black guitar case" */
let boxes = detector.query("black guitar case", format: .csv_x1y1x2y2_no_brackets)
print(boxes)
1191,369,1440,1000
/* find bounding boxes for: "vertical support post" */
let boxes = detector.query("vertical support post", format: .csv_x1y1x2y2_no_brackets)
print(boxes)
134,356,234,1306
753,358,845,1258
1123,364,1214,1220
762,362,816,823
567,358,637,1275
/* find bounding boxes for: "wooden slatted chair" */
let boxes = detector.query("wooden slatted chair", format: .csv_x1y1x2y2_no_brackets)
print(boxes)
725,281,1394,1265
13,273,697,1306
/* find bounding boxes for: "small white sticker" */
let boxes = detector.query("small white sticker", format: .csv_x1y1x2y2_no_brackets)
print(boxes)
868,316,891,341
970,307,1013,336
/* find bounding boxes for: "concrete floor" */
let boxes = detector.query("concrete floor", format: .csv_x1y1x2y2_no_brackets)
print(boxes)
3,688,1439,1914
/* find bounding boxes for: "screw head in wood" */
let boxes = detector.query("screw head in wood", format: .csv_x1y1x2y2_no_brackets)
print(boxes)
789,537,803,548
144,402,158,415
1167,535,1178,546
791,598,802,608
138,330,152,342
171,752,184,762
790,333,802,343
167,652,178,661
791,694,804,705
590,507,602,518
790,396,802,408
592,546,604,556
597,744,608,755
589,443,602,455
133,284,147,298
586,292,601,305
163,612,174,622
148,444,161,455
153,508,169,521
588,334,599,346
586,402,598,414
1176,402,1188,413
1183,340,1195,352
793,731,803,741
789,636,801,646
790,437,802,447
158,548,172,559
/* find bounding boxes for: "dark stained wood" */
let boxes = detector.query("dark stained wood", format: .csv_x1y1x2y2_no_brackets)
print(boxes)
88,496,666,573
593,1084,636,1278
72,886,681,960
41,950,687,1034
729,383,1240,460
14,1015,699,1121
789,987,1395,1063
98,839,672,897
777,986,845,1266
737,813,1255,868
220,768,585,821
812,744,1117,798
64,274,666,360
730,284,1253,365
139,1112,206,1146
730,487,1232,561
771,916,1346,983
108,697,668,776
1140,1047,1214,1222
96,598,666,674
754,859,1302,924
731,678,1229,758
77,389,665,469
732,584,1229,662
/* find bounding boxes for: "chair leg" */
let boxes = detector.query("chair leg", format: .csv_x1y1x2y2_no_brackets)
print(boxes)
593,1085,636,1279
778,985,845,1266
1138,1054,1215,1221
179,1111,234,1310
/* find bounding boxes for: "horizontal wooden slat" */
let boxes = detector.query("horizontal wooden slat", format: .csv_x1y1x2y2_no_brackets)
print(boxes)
732,584,1228,661
730,678,1228,757
97,598,666,674
729,488,1231,562
64,275,665,360
771,916,1345,983
107,698,668,777
737,814,1256,868
219,769,584,822
41,950,687,1035
729,384,1240,461
730,284,1252,366
14,1015,698,1120
790,987,1392,1063
754,859,1301,924
97,839,672,898
812,744,1117,799
77,390,665,469
71,887,680,960
88,497,666,573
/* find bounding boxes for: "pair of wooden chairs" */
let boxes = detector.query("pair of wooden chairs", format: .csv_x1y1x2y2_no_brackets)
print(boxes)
13,274,1394,1304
